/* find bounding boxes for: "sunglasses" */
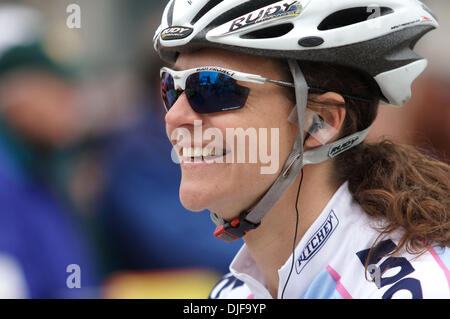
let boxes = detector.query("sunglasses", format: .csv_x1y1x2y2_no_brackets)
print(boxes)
160,66,375,114
160,66,295,114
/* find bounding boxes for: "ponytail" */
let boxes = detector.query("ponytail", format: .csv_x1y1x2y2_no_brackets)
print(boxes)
297,60,450,255
335,140,450,255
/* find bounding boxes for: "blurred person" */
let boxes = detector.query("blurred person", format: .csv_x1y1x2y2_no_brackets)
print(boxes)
408,74,450,162
0,4,244,297
153,0,450,299
0,4,98,298
369,74,450,163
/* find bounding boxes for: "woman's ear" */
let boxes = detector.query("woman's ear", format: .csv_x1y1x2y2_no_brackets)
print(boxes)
304,92,346,149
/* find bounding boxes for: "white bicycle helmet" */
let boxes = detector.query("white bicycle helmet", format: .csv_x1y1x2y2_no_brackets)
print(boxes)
153,0,438,242
154,0,437,106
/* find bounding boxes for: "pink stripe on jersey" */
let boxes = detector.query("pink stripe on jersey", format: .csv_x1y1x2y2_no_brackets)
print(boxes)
326,265,353,299
428,246,450,293
247,294,255,299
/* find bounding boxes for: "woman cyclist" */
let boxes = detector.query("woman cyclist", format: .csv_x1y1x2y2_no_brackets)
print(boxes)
153,0,450,299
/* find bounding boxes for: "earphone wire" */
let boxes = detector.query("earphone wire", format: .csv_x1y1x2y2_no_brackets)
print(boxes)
281,134,309,299
281,167,303,299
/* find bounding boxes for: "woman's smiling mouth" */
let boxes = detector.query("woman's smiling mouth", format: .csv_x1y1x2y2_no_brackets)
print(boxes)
179,146,231,164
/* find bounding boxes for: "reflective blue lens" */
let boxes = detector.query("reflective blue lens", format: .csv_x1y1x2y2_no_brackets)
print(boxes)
160,70,250,114
186,71,250,114
161,72,182,111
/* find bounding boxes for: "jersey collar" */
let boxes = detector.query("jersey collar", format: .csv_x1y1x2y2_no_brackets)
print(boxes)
229,181,357,298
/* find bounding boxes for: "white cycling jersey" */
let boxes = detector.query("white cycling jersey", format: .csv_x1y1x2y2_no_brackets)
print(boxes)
209,182,450,299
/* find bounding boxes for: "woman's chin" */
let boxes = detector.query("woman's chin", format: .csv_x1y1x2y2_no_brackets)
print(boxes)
179,187,211,212
180,201,205,212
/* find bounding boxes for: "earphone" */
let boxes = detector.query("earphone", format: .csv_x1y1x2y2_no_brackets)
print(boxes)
304,114,325,142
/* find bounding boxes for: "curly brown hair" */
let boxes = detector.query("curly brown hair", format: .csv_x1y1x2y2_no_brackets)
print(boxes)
296,61,450,257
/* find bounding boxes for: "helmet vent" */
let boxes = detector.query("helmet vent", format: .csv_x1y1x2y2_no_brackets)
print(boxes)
241,23,294,39
167,0,175,26
191,0,224,24
318,7,394,31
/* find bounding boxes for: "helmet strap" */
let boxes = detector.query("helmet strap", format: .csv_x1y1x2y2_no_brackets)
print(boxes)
211,60,372,242
211,59,309,241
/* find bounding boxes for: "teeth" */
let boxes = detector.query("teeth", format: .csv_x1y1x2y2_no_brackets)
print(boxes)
182,147,222,158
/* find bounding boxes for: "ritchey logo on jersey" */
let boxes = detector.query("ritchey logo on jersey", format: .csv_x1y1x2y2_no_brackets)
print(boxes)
296,210,339,274
161,26,194,40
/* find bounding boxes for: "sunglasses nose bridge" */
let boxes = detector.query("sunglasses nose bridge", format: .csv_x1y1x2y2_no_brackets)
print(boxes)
172,75,186,91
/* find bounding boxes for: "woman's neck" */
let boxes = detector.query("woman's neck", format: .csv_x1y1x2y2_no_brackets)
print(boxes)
243,161,339,298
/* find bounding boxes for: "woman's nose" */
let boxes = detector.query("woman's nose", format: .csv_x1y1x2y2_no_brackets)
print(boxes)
165,92,203,128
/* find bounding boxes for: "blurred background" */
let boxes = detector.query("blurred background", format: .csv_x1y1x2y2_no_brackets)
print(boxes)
0,0,447,299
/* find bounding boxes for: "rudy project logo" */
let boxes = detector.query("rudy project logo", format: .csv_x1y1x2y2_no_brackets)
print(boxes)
228,0,304,33
161,26,194,40
195,66,235,77
206,0,308,37
328,136,359,158
295,210,339,274
390,15,433,31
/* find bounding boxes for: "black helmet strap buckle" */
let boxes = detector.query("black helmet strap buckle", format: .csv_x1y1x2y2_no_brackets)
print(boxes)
213,211,260,243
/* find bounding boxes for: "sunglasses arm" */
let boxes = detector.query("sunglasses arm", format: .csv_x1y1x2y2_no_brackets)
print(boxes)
238,72,295,89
